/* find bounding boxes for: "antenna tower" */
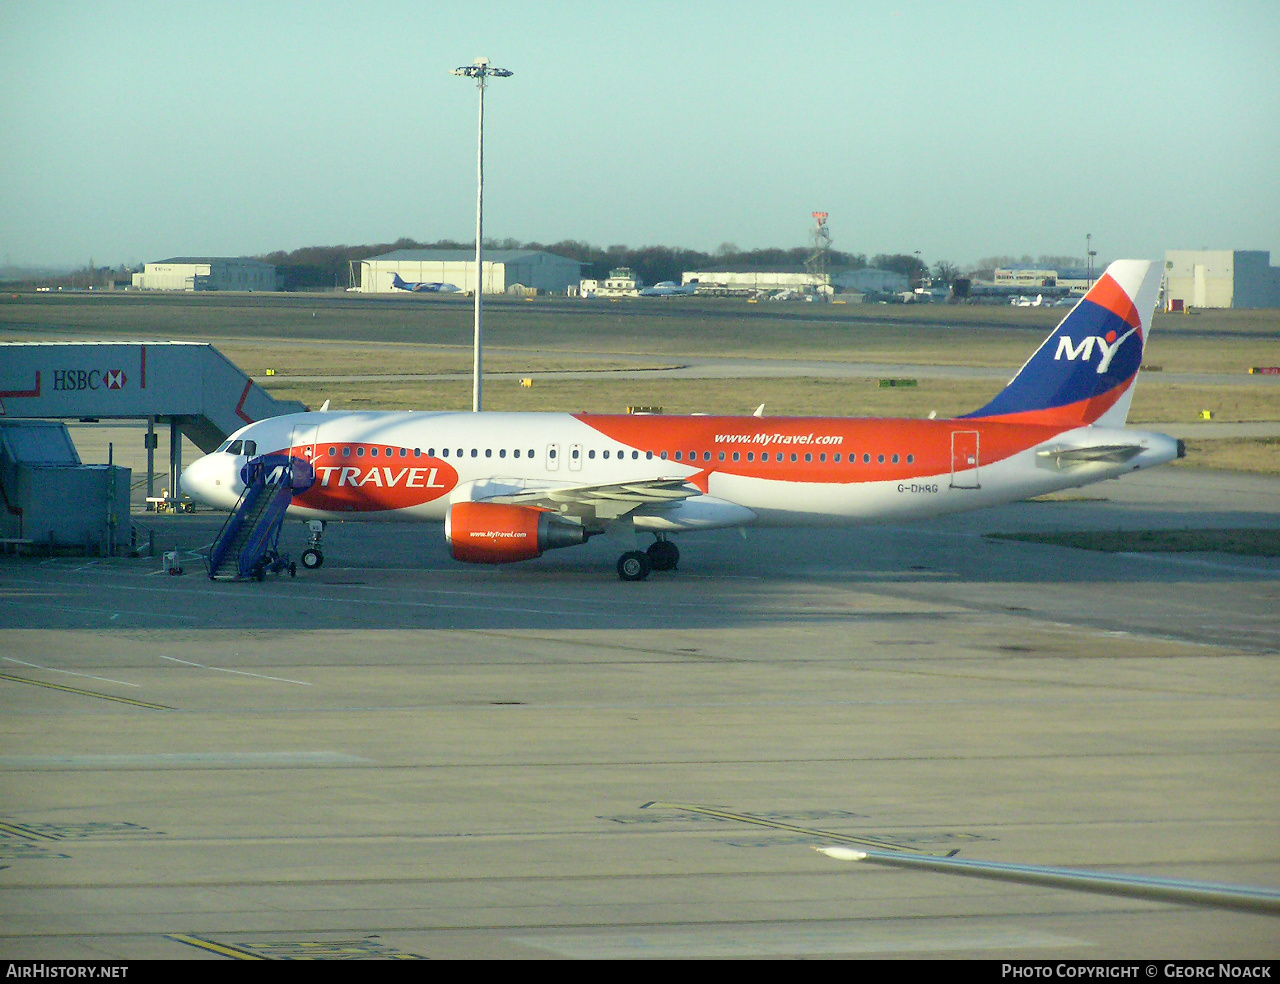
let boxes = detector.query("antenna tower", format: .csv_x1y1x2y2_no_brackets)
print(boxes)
805,211,832,288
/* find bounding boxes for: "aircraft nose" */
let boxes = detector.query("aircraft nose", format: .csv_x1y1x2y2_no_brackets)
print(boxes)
180,454,239,509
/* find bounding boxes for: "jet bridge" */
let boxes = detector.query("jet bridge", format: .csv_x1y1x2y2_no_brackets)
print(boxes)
0,342,306,501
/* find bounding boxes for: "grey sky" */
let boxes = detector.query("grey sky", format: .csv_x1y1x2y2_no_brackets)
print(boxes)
2,0,1277,270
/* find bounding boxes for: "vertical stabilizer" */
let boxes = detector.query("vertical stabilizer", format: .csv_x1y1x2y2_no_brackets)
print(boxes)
963,260,1161,426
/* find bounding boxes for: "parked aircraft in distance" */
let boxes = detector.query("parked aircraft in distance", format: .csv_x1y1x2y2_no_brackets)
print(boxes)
391,273,461,293
639,279,699,297
182,260,1181,581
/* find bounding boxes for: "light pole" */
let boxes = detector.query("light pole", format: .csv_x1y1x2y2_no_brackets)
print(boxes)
453,57,512,412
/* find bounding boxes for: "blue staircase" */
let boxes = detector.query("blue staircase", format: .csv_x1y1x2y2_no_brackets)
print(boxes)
207,455,315,581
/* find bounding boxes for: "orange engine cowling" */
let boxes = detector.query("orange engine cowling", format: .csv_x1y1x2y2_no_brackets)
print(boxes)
445,502,588,564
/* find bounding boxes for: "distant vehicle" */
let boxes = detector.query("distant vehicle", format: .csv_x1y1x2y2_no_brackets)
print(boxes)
391,273,461,293
639,279,699,297
1012,294,1045,307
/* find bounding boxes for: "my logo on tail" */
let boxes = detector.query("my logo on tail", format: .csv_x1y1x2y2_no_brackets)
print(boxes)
1053,326,1140,374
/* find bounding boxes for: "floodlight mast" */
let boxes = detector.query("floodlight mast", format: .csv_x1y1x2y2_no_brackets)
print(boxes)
453,58,513,412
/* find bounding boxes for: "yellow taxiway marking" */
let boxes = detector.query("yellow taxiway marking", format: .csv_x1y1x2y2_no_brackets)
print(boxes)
0,672,171,709
167,935,264,960
643,802,957,856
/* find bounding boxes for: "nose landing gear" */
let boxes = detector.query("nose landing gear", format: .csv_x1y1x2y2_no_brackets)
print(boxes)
300,520,325,570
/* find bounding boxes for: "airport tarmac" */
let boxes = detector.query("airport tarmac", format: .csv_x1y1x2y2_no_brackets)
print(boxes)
0,450,1277,960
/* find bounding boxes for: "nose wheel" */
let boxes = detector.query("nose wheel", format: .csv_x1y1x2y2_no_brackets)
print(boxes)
301,520,325,570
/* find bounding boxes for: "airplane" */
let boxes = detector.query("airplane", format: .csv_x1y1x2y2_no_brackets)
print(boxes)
390,273,461,293
639,279,699,297
181,259,1182,581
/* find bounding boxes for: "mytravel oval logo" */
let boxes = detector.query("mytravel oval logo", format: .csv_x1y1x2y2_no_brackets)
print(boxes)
292,445,458,512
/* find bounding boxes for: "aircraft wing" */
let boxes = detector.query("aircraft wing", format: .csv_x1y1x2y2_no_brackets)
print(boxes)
478,477,701,523
1036,444,1144,468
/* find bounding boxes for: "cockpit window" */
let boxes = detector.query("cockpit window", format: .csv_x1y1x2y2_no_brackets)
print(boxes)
227,440,243,455
243,440,257,456
217,441,233,453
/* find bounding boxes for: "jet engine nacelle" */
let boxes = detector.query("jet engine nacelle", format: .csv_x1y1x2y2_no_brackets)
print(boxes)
445,502,587,564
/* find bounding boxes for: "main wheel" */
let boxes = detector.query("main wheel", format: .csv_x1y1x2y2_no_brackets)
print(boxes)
647,539,679,572
617,550,652,582
301,548,324,569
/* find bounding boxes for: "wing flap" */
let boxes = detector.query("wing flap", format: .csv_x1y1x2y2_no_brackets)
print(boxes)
478,477,701,523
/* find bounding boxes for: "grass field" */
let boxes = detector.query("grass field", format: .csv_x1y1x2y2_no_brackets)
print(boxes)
3,291,1276,472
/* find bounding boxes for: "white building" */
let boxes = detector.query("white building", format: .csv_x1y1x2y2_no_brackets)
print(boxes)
681,271,831,297
358,249,582,295
1164,250,1280,309
132,257,278,291
580,268,643,298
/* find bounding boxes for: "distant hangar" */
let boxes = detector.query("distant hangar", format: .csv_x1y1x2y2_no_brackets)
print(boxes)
1164,250,1280,310
356,249,583,295
131,257,278,292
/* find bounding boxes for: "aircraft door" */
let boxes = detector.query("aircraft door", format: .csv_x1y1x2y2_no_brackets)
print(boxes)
290,421,320,463
950,430,980,489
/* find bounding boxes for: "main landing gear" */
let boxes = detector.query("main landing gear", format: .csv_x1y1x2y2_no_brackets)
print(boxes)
300,520,325,570
617,536,680,582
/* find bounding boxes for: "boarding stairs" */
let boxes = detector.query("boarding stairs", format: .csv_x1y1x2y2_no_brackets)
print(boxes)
206,454,315,581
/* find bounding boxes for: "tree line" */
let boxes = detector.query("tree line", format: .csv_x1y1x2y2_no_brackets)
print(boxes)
256,237,949,292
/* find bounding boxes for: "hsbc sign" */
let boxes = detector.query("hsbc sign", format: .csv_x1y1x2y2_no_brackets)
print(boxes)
52,369,128,391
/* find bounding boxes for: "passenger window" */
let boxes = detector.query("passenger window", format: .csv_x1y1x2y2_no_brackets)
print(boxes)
528,449,535,458
790,453,798,462
863,454,871,463
633,451,640,460
907,454,914,464
357,447,365,457
661,451,668,460
747,453,754,462
400,448,407,457
892,454,899,463
602,450,610,459
645,451,653,460
416,448,423,457
703,451,711,462
820,453,827,462
588,450,596,459
471,449,478,458
674,452,682,461
442,448,449,457
513,449,520,458
485,449,492,458
719,452,726,461
328,446,337,457
426,448,433,457
805,453,812,462
499,449,506,458
371,448,379,457
834,453,841,462
342,446,351,457
878,454,885,463
549,448,557,459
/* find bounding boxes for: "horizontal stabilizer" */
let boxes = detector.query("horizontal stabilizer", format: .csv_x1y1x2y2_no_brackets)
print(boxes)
1036,444,1144,468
